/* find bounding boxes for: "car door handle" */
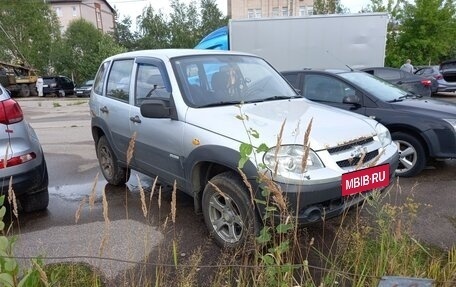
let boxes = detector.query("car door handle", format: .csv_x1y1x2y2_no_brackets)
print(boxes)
100,106,109,113
130,115,141,123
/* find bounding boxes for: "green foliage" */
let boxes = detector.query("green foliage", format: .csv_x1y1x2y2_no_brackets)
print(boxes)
0,0,61,74
313,0,345,14
53,19,125,84
365,0,456,67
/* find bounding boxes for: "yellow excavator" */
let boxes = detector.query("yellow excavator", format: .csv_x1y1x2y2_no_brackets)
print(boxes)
0,61,38,97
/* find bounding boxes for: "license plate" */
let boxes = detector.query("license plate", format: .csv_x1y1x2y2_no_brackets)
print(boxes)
76,91,83,94
43,84,48,87
341,164,390,196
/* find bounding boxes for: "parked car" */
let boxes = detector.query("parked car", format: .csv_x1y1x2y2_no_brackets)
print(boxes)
0,84,49,212
42,75,75,97
74,79,94,97
90,49,399,248
361,67,433,97
414,65,456,94
281,69,456,177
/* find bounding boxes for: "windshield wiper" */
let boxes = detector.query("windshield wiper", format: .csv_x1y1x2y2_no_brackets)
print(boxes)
198,100,242,108
249,95,301,103
388,93,421,103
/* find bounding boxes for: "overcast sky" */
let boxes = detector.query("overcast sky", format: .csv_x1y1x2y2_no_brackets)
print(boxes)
107,0,371,21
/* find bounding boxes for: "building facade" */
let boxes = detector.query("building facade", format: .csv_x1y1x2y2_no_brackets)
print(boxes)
228,0,314,19
46,0,115,33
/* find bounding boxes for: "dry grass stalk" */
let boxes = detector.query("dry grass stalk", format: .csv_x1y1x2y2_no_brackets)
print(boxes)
258,173,287,214
88,173,99,210
126,132,137,166
208,181,228,201
2,145,9,168
32,259,49,287
75,196,87,223
7,177,18,218
158,186,162,209
99,187,110,257
149,176,159,203
301,118,313,172
176,247,203,287
137,174,148,218
171,181,177,224
273,119,286,177
237,168,254,207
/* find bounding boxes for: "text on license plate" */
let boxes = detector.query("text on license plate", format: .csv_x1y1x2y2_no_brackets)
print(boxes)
341,164,390,196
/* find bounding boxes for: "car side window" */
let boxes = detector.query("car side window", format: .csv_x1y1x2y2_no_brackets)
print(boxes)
282,73,298,87
135,63,170,106
106,59,134,102
377,68,401,80
303,74,348,103
93,61,110,95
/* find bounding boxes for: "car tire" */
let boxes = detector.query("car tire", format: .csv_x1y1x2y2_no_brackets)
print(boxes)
58,89,65,97
392,132,426,177
20,189,49,213
96,135,130,185
202,171,260,249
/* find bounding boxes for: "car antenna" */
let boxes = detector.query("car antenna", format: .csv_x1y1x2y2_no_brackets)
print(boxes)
324,49,354,71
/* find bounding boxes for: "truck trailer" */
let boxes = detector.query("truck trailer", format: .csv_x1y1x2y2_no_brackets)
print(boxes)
195,13,389,71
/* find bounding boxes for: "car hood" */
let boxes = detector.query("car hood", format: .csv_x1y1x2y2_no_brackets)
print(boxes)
392,98,456,118
185,99,378,150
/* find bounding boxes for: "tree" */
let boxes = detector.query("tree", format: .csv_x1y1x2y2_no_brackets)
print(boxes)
395,0,456,66
54,19,125,84
136,6,171,49
199,0,228,40
111,10,139,51
313,0,345,14
169,0,201,48
0,0,60,74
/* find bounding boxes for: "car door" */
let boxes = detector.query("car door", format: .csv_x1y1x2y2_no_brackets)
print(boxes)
95,58,135,164
129,57,186,186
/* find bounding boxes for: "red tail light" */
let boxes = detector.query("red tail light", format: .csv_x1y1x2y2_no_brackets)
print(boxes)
0,99,24,125
0,152,36,168
421,79,432,87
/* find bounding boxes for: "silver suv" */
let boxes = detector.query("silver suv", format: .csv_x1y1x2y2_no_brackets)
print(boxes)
0,84,49,212
90,49,399,248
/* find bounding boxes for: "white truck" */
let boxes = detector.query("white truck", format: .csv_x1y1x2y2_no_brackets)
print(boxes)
195,13,389,70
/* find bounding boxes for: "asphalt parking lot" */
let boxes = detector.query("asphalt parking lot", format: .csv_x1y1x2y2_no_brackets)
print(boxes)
9,94,456,283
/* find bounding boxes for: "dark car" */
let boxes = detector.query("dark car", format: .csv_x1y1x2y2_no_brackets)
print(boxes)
361,67,433,97
42,76,75,97
281,69,456,177
74,79,94,97
0,84,49,212
415,65,456,94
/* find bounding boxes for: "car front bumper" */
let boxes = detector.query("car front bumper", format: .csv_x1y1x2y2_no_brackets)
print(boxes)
262,151,399,224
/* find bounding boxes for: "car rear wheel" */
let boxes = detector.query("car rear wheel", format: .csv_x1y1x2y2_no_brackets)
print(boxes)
392,132,426,177
20,189,49,213
202,171,259,249
97,136,130,185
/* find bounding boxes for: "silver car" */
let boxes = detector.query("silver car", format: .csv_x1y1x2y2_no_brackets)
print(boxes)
90,49,399,248
415,64,456,93
0,84,49,212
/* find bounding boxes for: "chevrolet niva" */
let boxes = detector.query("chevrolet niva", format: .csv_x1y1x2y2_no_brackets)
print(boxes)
89,49,399,248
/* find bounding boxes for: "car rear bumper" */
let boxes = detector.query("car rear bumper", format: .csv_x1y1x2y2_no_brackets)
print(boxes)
0,157,48,197
268,151,399,224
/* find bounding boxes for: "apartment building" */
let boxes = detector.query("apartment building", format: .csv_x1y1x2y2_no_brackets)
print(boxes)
228,0,314,19
46,0,115,33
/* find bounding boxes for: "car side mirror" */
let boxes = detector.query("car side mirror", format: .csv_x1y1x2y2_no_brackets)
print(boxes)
342,94,361,105
140,98,171,118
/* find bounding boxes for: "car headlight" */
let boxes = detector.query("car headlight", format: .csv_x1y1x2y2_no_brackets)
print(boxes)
443,119,456,131
263,145,324,180
376,123,392,147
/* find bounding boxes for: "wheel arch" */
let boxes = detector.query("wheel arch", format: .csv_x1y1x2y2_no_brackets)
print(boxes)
184,145,259,214
387,125,430,158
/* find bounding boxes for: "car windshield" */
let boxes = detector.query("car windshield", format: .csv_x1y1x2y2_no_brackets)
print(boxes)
172,54,298,107
84,80,94,86
339,71,409,102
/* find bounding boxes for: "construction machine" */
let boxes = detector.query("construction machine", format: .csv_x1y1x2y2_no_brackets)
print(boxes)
0,61,38,97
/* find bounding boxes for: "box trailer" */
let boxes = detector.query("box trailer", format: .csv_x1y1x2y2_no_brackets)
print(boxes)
195,13,389,70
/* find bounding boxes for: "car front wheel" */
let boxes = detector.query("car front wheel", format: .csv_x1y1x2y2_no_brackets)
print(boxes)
392,132,426,177
20,189,49,212
202,171,259,249
96,136,130,185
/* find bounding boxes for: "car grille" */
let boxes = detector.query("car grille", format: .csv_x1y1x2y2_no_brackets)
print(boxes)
327,137,374,153
326,137,381,168
336,150,379,168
